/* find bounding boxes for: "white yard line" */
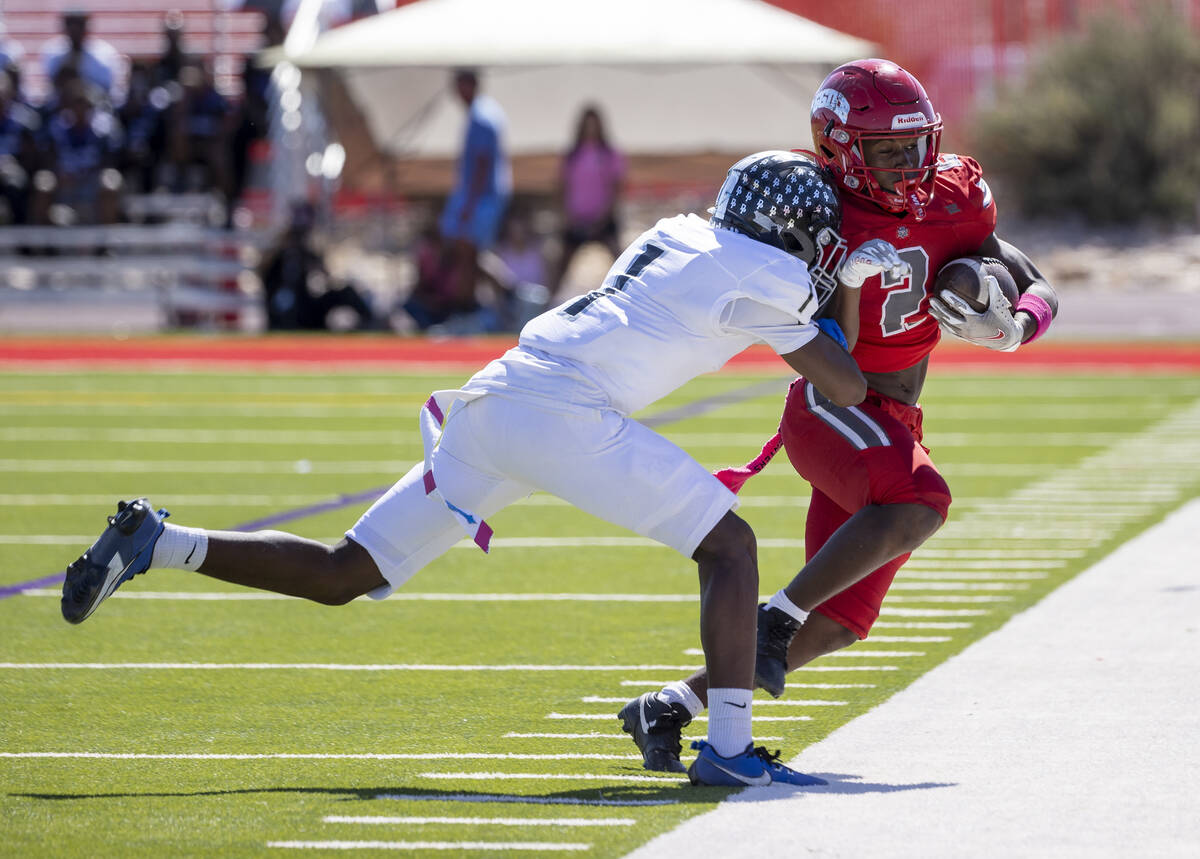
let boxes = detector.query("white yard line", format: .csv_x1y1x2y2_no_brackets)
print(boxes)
0,752,641,761
624,500,1200,858
418,773,680,783
581,697,847,707
323,816,635,827
268,840,590,851
372,793,678,808
0,663,705,672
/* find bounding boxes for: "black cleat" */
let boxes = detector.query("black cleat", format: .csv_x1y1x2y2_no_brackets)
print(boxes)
61,498,168,624
754,604,801,698
618,692,692,774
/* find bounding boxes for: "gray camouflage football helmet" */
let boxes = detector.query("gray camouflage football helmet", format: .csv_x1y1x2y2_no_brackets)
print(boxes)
710,149,848,311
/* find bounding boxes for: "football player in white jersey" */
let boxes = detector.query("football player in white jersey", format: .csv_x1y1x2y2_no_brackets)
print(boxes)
58,151,897,787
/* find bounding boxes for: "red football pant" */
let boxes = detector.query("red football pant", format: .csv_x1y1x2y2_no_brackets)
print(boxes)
780,379,952,638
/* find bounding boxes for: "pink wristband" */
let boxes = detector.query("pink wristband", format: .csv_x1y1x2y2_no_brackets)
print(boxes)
1015,293,1053,344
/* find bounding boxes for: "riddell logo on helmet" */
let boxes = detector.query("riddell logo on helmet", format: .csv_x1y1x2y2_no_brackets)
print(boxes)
892,112,928,130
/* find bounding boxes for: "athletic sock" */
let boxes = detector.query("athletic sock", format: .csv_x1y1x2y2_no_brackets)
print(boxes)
659,680,704,719
767,589,810,625
150,523,209,572
706,688,753,757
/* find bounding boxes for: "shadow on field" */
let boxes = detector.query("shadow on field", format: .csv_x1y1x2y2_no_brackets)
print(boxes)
752,774,958,798
13,784,720,806
15,777,954,804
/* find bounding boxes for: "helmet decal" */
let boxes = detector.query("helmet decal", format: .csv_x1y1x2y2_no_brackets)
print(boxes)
811,88,850,123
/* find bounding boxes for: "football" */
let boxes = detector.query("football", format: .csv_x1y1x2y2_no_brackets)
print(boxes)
933,256,1019,313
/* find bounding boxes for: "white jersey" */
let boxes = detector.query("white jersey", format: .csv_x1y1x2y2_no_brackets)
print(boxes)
464,214,822,415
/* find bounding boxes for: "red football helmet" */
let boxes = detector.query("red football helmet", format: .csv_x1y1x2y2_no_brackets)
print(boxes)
810,59,943,219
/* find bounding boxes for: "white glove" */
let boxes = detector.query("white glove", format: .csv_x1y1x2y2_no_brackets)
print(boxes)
838,238,910,289
929,275,1022,352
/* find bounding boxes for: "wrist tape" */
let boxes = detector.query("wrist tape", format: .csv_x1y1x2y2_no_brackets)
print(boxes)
1015,292,1053,344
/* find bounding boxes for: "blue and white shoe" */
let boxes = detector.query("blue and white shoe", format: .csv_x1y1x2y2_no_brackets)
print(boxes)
687,740,826,787
61,499,168,624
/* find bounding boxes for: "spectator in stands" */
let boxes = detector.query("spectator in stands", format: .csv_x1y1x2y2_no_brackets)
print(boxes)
438,68,511,329
399,220,466,332
118,62,169,194
161,57,233,200
231,15,284,209
0,73,40,225
41,9,122,107
487,207,551,330
151,11,187,88
0,21,25,99
551,104,626,298
40,77,123,225
260,200,377,331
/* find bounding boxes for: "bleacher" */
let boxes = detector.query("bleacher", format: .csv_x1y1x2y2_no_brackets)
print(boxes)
0,1,271,331
2,0,267,102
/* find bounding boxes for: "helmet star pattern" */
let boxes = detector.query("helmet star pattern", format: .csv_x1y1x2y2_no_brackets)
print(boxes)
711,150,847,312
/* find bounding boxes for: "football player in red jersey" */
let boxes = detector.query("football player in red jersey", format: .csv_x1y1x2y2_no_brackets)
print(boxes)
620,58,1060,773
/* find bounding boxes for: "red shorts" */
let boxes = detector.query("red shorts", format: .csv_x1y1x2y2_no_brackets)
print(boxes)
780,379,952,638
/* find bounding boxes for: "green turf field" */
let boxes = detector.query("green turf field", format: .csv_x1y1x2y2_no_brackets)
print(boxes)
2,364,1199,857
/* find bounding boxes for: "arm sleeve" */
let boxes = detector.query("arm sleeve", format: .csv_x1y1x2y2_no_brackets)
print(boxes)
720,297,819,355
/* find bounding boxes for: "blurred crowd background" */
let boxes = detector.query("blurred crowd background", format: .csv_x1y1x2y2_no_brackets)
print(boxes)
0,0,1198,336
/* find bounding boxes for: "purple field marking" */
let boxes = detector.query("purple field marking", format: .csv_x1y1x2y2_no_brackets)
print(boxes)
0,573,68,600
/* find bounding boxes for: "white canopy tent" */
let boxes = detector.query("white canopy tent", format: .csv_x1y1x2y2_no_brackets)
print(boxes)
275,0,875,162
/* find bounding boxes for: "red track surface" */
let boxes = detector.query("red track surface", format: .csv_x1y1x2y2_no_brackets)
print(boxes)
2,335,1199,371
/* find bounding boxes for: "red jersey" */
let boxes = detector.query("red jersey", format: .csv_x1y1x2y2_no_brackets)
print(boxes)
845,153,997,372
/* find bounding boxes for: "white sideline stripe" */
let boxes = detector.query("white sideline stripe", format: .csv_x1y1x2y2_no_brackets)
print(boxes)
373,793,679,808
616,681,874,689
324,815,635,827
268,840,590,852
582,696,848,707
547,714,813,722
0,663,705,672
419,773,681,783
873,622,972,629
0,752,641,761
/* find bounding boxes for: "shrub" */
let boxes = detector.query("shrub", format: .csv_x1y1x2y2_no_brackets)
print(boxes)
973,2,1200,224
